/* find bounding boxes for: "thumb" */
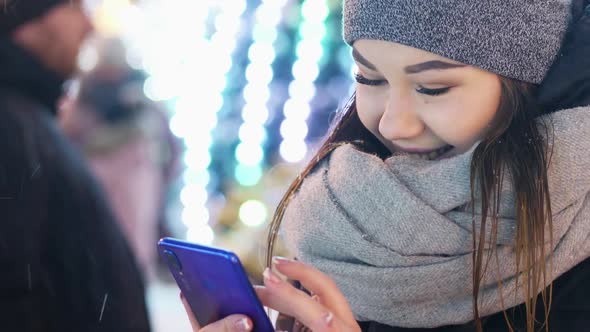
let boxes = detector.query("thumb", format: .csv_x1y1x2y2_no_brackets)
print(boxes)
200,314,254,332
180,293,200,331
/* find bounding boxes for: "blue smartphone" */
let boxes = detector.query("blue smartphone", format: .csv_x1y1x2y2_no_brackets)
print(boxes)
158,237,274,332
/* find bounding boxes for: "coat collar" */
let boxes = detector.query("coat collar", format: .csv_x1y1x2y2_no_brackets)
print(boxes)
0,37,65,115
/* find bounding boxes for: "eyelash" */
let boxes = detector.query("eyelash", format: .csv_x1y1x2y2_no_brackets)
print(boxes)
354,73,386,86
354,73,451,96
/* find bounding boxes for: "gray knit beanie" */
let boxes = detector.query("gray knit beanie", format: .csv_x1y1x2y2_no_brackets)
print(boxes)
343,0,573,83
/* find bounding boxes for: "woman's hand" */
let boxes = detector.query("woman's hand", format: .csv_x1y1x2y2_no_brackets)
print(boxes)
182,257,361,332
256,257,361,332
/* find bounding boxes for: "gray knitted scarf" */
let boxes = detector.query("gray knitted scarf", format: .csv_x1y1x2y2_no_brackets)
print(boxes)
282,106,590,328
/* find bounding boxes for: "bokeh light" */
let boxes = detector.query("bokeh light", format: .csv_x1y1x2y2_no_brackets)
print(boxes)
239,200,269,227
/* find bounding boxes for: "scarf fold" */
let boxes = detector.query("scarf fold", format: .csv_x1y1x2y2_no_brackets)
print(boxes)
282,106,590,328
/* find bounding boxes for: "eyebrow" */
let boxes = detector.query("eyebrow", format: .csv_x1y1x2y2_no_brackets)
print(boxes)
404,61,466,74
352,47,467,74
352,48,377,70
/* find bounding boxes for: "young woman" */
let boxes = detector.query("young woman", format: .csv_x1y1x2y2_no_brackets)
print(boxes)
186,0,590,331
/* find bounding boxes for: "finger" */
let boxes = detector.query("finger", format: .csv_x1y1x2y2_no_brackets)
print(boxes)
256,284,338,331
180,292,201,331
257,270,354,332
200,314,253,332
272,257,355,322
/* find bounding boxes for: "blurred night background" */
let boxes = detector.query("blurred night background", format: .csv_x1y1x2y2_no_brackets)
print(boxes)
68,0,356,330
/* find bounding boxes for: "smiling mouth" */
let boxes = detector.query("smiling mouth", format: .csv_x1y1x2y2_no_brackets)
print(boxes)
396,145,455,160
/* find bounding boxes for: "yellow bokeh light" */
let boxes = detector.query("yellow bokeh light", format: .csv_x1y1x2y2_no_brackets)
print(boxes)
92,0,133,36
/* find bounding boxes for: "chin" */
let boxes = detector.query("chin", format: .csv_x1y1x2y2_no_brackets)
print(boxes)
59,59,80,79
59,46,84,78
444,144,474,158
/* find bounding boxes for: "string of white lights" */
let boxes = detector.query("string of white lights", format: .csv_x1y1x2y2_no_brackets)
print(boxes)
279,0,330,163
235,0,287,188
137,0,246,244
233,0,289,228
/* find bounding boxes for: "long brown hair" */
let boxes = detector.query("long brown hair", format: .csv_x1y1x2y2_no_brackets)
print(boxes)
265,77,554,332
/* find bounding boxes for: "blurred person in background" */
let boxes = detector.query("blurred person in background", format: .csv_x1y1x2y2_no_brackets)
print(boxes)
60,42,182,281
0,1,151,331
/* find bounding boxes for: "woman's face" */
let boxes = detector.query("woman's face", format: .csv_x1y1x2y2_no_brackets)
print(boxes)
353,39,502,159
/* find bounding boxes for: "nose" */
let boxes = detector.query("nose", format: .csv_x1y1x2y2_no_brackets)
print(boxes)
378,91,424,141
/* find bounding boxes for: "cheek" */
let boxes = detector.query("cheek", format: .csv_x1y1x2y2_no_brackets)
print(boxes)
355,88,384,136
49,11,89,48
427,96,500,148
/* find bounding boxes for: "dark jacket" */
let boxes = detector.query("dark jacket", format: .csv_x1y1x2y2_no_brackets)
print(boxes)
0,37,151,331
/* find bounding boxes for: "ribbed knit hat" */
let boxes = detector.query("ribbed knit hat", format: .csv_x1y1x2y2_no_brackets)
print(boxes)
0,0,67,34
343,0,574,83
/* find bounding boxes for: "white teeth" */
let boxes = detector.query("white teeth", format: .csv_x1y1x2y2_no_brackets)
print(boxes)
411,145,453,160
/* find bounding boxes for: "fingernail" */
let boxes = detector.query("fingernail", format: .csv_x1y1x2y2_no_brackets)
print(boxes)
234,317,252,331
323,312,334,326
272,256,291,266
311,294,320,302
263,268,281,284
